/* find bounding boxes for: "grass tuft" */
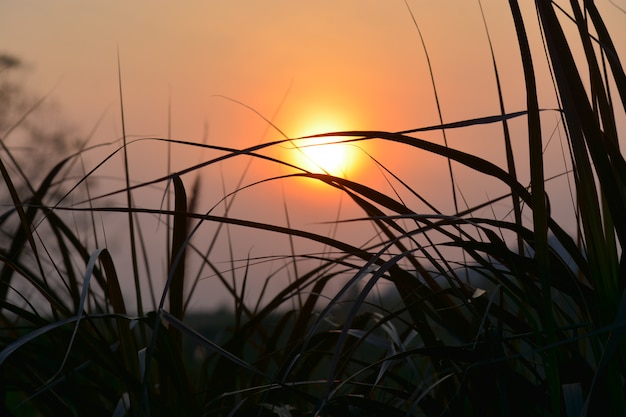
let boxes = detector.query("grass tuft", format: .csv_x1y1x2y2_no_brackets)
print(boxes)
1,2,624,416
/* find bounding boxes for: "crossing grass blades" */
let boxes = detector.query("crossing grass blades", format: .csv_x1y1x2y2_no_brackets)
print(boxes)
1,1,625,416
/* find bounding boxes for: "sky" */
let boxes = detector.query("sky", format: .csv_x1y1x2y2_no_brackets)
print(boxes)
1,1,625,312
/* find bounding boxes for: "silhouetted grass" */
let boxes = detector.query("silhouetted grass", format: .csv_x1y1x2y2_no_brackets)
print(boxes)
1,2,625,416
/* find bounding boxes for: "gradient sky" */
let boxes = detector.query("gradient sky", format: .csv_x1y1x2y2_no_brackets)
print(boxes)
2,1,625,311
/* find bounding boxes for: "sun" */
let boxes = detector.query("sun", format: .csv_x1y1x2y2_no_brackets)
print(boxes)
286,117,359,177
292,136,352,176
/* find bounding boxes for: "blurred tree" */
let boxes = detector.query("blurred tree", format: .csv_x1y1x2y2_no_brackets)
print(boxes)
0,53,79,199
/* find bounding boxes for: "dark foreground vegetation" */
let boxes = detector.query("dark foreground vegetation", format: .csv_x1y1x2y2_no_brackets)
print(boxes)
1,2,625,416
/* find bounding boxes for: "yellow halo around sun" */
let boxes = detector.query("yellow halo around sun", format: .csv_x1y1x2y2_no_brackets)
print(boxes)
287,117,360,177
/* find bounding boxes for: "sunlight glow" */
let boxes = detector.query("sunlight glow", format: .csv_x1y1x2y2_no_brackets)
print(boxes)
287,117,360,177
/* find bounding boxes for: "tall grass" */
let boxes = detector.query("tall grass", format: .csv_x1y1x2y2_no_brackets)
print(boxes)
1,1,624,416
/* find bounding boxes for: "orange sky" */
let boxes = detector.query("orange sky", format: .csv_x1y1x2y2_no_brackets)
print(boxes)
2,1,625,310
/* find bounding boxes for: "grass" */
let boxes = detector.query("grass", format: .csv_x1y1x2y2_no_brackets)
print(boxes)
1,1,625,416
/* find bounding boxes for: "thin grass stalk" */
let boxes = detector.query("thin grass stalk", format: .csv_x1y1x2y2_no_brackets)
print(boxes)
404,1,472,297
98,247,141,413
46,222,81,310
218,167,241,321
478,0,525,256
168,175,187,328
116,50,143,318
166,86,172,275
403,0,459,216
134,211,157,312
180,173,202,311
281,186,304,310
